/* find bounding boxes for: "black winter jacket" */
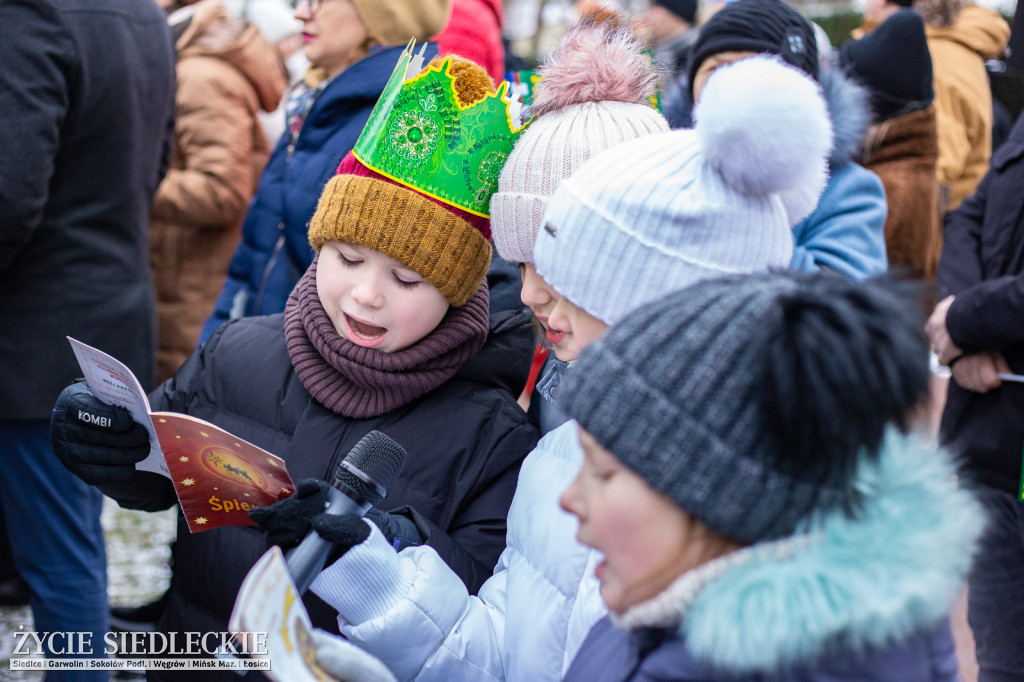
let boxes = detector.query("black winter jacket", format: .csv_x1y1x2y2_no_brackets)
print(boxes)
99,310,538,679
938,112,1024,494
0,0,175,419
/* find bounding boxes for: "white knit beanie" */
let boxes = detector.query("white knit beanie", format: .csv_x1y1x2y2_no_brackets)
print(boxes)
489,14,669,264
534,56,834,325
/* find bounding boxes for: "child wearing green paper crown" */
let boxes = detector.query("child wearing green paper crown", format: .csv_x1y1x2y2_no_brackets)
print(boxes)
49,52,538,677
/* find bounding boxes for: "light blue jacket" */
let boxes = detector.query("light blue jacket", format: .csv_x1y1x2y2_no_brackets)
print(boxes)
791,68,888,281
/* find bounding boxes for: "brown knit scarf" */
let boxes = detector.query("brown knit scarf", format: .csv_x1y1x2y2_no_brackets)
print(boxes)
285,255,490,418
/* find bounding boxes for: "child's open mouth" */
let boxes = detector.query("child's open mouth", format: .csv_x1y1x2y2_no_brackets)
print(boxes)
344,314,387,343
545,326,566,345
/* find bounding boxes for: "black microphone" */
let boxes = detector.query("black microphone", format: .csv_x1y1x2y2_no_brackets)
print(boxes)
285,430,407,594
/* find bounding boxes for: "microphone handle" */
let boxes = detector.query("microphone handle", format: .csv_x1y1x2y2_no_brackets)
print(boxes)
285,486,369,595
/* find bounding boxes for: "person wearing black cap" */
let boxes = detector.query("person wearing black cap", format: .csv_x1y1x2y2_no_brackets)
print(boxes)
841,9,941,283
856,0,914,35
648,0,699,72
687,0,889,282
646,0,701,128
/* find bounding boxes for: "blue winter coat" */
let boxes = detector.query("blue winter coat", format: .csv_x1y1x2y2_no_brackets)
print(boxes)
563,432,980,682
200,44,438,342
790,68,888,281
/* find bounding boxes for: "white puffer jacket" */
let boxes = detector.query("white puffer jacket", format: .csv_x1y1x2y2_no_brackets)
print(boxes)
311,420,606,681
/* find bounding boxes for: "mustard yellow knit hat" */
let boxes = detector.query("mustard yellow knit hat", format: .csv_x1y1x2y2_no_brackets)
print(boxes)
308,55,498,307
308,159,491,307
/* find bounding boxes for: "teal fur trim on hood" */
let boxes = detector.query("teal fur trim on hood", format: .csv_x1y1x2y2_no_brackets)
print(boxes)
681,430,984,674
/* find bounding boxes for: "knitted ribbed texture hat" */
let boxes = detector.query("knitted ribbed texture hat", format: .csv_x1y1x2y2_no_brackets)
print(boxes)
688,0,819,96
839,10,934,122
559,270,932,545
533,56,832,325
307,56,495,307
489,12,669,264
352,0,449,46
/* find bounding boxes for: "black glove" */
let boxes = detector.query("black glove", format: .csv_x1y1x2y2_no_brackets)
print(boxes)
249,478,329,550
50,381,151,485
313,514,372,563
365,508,424,551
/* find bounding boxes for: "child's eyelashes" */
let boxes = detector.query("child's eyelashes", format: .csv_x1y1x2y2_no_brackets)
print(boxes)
392,274,421,290
393,274,421,288
338,252,362,267
334,246,421,289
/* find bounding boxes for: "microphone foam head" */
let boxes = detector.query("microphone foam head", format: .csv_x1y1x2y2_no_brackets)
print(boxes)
333,430,408,506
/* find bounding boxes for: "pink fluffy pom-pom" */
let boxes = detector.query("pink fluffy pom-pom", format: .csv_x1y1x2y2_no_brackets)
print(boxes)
530,12,660,118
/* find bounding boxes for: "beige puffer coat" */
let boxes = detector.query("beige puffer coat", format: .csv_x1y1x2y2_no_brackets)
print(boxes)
151,0,287,382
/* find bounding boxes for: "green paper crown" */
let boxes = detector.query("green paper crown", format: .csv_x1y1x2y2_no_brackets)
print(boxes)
353,42,529,218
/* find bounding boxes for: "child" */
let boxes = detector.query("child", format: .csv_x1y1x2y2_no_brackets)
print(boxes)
50,54,538,675
294,55,833,682
558,270,981,680
490,11,669,434
201,0,449,340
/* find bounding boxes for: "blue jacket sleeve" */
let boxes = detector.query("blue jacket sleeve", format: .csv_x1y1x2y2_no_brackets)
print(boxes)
790,162,888,281
0,0,73,272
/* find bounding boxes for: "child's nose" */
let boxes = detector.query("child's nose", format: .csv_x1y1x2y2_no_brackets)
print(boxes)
559,476,583,518
520,267,552,309
351,280,384,308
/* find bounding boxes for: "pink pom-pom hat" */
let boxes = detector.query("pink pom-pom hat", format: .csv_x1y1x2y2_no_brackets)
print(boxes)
489,11,669,265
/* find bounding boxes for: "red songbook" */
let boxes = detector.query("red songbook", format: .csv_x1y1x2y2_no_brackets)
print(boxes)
156,414,294,532
69,336,295,533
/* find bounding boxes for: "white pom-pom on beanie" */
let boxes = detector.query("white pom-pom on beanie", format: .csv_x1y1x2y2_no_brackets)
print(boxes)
696,55,832,223
534,55,833,325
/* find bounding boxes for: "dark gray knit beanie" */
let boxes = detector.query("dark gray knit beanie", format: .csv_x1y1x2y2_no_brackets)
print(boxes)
559,270,930,545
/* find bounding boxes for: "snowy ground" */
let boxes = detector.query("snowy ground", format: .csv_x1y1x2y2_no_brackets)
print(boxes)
0,500,177,681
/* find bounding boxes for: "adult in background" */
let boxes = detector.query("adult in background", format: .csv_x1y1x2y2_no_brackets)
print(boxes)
688,0,889,281
915,0,1009,211
841,9,942,283
153,0,288,382
434,0,505,84
200,0,449,342
855,0,913,36
0,0,175,678
926,110,1024,681
646,0,700,129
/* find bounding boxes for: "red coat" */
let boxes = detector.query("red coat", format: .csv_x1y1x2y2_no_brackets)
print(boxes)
433,0,505,83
